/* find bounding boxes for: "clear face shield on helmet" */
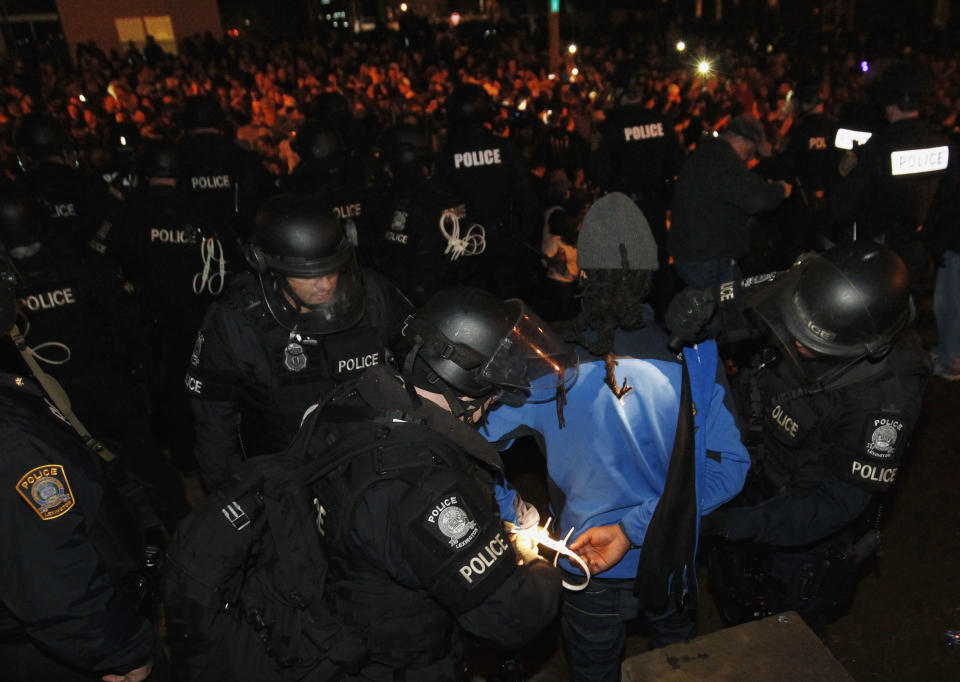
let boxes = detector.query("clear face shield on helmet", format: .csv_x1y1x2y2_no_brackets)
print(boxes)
259,246,366,336
481,300,579,405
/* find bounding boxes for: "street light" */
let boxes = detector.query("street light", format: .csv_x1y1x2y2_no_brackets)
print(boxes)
676,40,686,52
697,59,712,76
568,43,577,55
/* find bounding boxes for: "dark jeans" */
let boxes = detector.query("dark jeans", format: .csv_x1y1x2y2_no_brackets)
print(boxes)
674,258,743,289
560,574,696,682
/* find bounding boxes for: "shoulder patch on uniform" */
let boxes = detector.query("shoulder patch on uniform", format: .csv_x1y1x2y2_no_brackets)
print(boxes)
16,464,75,520
861,413,906,460
423,488,480,550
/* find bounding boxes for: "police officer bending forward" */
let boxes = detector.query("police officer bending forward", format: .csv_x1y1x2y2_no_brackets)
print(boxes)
667,242,929,635
312,287,572,680
0,257,159,682
187,192,410,489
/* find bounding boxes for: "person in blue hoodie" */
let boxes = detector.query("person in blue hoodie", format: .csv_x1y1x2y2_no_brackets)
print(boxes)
482,193,750,682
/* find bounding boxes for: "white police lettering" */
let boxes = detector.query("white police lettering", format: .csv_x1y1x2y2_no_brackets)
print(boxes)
51,203,76,218
719,281,735,302
191,175,231,189
890,146,949,176
865,418,903,459
623,122,665,141
333,203,362,219
185,374,203,394
428,496,458,523
771,404,799,438
806,320,836,341
18,288,76,312
458,533,510,584
150,228,191,244
453,148,502,169
834,128,872,150
808,136,828,150
337,352,380,373
851,461,897,483
384,232,408,244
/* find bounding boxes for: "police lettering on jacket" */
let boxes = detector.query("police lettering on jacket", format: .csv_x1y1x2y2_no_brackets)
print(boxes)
457,532,510,585
453,149,502,169
623,122,665,141
49,203,76,218
150,228,195,244
190,175,232,189
18,288,75,311
333,202,362,219
336,353,379,374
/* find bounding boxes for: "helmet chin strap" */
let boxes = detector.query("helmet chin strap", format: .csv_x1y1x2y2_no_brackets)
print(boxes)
402,344,488,421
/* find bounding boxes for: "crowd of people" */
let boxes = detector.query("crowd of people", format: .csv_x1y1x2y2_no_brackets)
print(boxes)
0,12,958,682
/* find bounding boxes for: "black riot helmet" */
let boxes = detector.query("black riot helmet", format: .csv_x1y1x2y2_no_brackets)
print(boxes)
873,61,926,112
749,242,912,376
0,184,43,253
380,123,433,184
182,94,226,131
446,84,493,130
291,122,346,181
306,92,351,131
246,193,365,335
15,114,66,158
141,141,180,179
401,287,578,416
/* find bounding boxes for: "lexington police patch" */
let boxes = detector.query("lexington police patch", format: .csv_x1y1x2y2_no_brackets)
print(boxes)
423,487,480,550
861,413,906,460
16,464,75,520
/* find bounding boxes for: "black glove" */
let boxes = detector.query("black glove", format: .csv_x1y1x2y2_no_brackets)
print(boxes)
665,287,716,350
699,509,729,538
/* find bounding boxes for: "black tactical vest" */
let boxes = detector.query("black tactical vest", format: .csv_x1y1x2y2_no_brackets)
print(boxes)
235,274,390,457
309,370,509,673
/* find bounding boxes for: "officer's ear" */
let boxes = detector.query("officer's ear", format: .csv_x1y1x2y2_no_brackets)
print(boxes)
243,242,269,273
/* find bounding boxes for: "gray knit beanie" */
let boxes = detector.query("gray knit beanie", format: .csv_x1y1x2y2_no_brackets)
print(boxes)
577,192,658,271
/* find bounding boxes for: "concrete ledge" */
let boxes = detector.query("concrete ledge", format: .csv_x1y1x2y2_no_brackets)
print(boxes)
622,612,853,681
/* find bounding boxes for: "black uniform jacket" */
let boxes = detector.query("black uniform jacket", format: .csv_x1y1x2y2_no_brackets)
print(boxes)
0,372,155,674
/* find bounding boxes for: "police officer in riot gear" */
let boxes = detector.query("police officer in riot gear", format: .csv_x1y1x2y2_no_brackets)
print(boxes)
775,79,839,255
106,141,242,473
304,91,370,188
176,95,274,238
311,287,571,680
97,122,142,201
280,121,364,249
187,192,410,489
834,61,949,294
0,183,191,530
667,242,929,635
364,123,479,305
590,78,684,272
14,113,116,255
439,84,540,299
0,251,162,682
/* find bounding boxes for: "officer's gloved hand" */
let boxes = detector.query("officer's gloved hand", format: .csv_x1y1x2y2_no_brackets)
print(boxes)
699,510,729,539
701,508,760,542
666,287,716,351
503,521,544,565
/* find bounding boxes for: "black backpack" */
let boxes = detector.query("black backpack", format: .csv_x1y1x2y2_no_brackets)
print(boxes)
162,401,380,682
